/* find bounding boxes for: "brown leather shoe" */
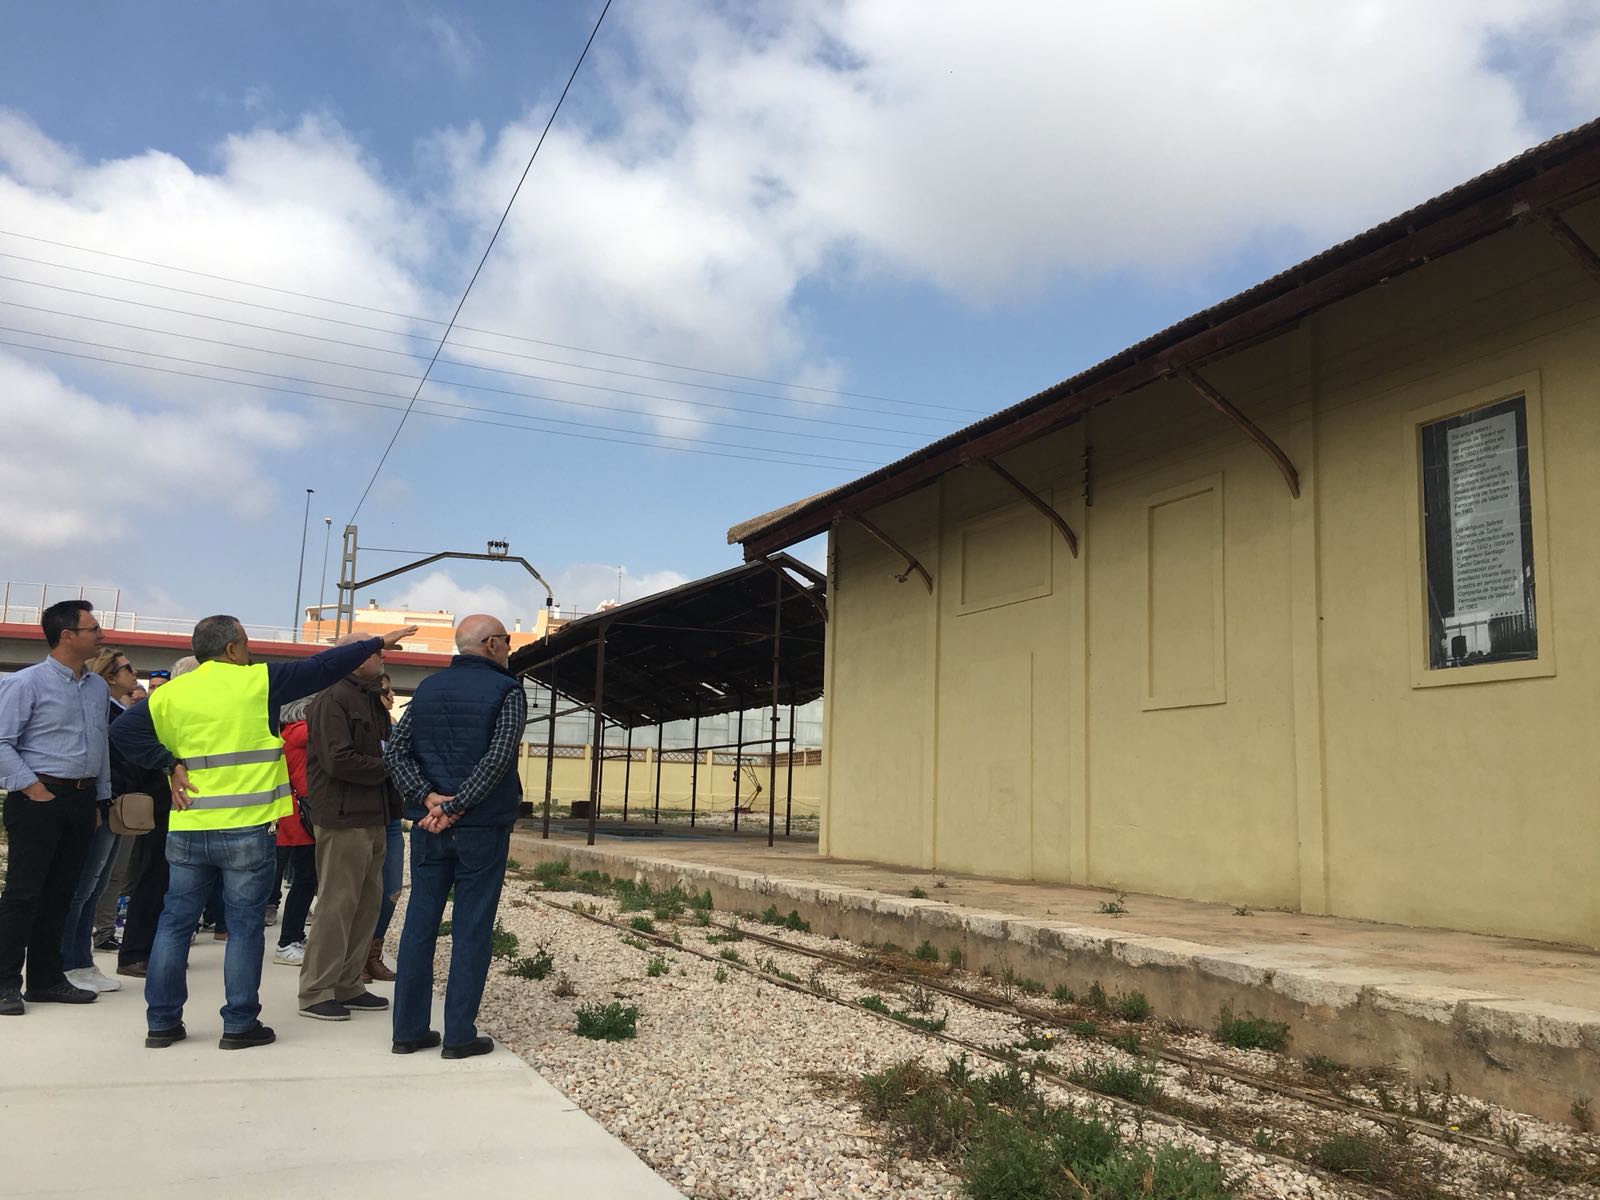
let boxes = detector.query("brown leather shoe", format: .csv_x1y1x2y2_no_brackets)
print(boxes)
117,961,147,978
363,940,396,983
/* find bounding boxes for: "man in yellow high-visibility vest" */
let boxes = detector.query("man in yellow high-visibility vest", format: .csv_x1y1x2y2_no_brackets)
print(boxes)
111,614,416,1050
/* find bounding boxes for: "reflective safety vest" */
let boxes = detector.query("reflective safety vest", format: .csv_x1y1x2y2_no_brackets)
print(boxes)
148,661,291,832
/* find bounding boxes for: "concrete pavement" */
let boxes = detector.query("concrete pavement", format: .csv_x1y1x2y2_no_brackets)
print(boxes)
0,935,682,1199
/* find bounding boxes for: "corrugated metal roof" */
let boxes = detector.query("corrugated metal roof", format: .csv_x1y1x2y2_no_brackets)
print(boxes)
731,115,1600,553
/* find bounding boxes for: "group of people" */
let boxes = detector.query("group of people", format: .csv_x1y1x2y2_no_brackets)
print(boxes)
0,600,525,1058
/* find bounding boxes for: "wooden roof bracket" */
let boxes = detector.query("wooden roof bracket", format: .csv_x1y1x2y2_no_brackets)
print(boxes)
1178,367,1301,498
1529,206,1600,285
982,459,1079,557
849,514,933,592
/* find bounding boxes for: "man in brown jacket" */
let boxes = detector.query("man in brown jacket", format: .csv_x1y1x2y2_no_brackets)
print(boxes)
298,634,397,1021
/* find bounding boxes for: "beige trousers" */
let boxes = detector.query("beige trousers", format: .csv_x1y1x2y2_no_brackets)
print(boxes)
298,825,385,1006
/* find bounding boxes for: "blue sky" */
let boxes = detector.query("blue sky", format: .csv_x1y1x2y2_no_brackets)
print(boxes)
2,2,1597,631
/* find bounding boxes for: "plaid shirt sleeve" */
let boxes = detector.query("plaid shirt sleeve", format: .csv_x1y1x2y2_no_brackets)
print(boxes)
440,685,526,817
383,706,432,808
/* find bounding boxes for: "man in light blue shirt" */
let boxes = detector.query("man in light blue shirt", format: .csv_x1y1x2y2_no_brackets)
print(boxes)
0,599,111,1014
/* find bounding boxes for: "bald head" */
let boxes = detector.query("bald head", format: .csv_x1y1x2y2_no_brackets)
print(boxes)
456,613,510,665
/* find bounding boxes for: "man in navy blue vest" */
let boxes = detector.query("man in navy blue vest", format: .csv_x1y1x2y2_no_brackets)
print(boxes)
384,613,525,1058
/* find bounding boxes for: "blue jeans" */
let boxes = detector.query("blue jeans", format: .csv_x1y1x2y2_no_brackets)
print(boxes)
61,820,119,971
373,818,403,942
145,825,274,1034
393,823,510,1048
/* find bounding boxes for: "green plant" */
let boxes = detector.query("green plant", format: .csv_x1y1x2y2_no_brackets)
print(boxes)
1111,990,1151,1022
531,858,571,885
573,1000,639,1042
489,922,519,960
1573,1094,1594,1132
646,955,668,977
718,947,745,964
784,909,811,932
505,947,554,979
946,947,964,969
1232,905,1252,917
1068,1057,1159,1104
1015,976,1045,997
913,940,940,962
1303,1053,1343,1079
705,929,744,944
909,886,928,899
713,966,728,983
628,915,656,934
1108,1031,1142,1056
504,856,521,871
1215,1005,1291,1052
760,904,785,925
1308,1133,1393,1181
1096,889,1129,916
858,994,948,1034
756,954,801,983
1015,1029,1056,1052
551,971,576,998
436,919,452,937
807,963,835,999
1068,1019,1098,1038
1051,984,1075,1005
1085,981,1108,1011
688,888,714,912
691,910,711,927
572,868,613,895
621,935,647,951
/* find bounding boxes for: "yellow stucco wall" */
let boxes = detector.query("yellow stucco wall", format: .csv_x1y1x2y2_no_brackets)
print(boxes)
821,201,1600,947
515,746,822,818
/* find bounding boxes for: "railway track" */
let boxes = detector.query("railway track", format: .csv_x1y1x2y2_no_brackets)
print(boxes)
524,889,1576,1199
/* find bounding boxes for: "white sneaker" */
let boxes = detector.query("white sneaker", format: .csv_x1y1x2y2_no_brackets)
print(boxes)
273,942,306,965
67,966,121,993
264,905,279,927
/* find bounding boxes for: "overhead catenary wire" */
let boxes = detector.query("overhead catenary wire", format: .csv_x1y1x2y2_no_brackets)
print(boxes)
0,336,881,473
0,228,982,416
0,272,949,428
0,299,927,446
347,0,613,523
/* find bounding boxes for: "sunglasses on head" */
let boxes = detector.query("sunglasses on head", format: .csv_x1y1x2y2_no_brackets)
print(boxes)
150,670,171,680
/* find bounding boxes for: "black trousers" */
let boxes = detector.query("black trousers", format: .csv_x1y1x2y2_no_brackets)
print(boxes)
0,783,95,992
117,800,170,969
275,843,317,948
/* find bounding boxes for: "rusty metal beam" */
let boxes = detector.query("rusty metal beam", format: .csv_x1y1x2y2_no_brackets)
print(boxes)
1535,209,1600,285
983,460,1079,557
851,514,933,592
1179,368,1300,499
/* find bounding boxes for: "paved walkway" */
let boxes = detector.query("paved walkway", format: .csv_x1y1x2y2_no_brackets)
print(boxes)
1,935,682,1199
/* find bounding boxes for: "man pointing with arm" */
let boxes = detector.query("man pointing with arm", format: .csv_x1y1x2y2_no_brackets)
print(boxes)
111,615,417,1050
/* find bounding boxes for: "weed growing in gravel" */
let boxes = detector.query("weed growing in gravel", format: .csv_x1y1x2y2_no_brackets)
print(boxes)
572,869,613,895
1303,1053,1344,1079
909,886,928,899
1051,984,1074,1005
756,954,801,984
504,857,521,872
855,1057,1232,1199
1110,990,1151,1022
437,920,452,937
1107,1031,1142,1056
757,905,810,932
531,858,571,885
1068,1019,1098,1038
551,971,576,997
705,930,744,944
713,966,728,984
691,910,710,927
946,948,963,969
1015,975,1045,997
1215,1005,1291,1052
858,994,949,1033
1015,1029,1056,1053
759,905,784,925
688,889,714,912
1084,982,1108,1011
718,947,745,964
646,955,668,978
807,963,835,999
621,935,648,951
1232,905,1252,917
490,922,519,960
573,1001,639,1041
1573,1094,1594,1132
907,983,937,1014
505,947,554,980
1307,1132,1393,1182
628,915,656,934
1068,1057,1160,1104
913,940,939,962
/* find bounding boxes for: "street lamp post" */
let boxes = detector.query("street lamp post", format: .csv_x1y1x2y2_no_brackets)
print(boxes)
292,488,314,642
316,516,333,643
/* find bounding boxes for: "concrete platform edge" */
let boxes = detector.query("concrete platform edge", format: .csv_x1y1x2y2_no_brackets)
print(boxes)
512,834,1600,1125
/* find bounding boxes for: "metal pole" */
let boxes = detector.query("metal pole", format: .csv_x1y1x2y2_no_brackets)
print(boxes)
733,693,744,833
785,700,796,837
653,721,664,824
292,488,314,641
690,699,700,829
585,628,607,846
623,725,633,823
542,668,557,840
316,517,333,643
768,571,781,848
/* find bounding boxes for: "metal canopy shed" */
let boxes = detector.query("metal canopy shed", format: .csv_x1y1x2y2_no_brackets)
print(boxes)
507,552,827,846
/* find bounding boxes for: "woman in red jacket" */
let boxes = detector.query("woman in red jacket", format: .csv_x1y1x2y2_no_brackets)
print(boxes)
270,704,318,965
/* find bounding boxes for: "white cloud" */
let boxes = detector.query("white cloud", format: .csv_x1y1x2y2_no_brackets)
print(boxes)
382,568,516,619
417,10,481,82
376,562,693,625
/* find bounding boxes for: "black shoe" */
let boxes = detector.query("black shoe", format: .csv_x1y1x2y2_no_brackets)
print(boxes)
24,981,96,1004
441,1035,494,1060
96,936,122,952
0,986,22,1016
342,991,389,1012
299,999,350,1021
219,1021,276,1050
392,1030,442,1054
146,1023,187,1048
